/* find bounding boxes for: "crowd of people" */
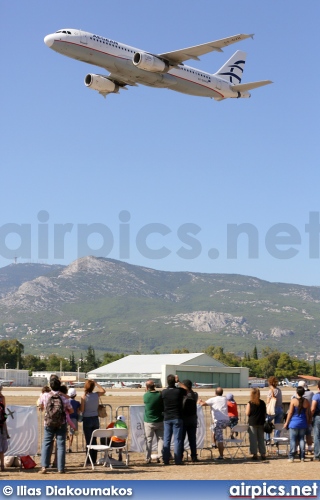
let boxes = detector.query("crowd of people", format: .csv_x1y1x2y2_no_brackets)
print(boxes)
1,374,320,471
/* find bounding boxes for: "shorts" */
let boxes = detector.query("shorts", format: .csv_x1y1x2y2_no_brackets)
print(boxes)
69,419,78,435
211,420,228,442
229,417,239,429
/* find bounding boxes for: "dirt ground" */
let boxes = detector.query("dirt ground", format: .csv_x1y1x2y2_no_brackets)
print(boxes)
2,387,319,481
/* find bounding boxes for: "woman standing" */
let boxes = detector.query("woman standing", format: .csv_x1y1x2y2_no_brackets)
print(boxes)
80,380,106,465
284,386,311,462
246,388,267,460
266,376,283,439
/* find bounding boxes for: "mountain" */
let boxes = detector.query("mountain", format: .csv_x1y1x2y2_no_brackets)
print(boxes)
0,263,65,297
0,256,319,357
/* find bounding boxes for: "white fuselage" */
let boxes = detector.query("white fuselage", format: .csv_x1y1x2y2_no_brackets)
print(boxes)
44,29,240,100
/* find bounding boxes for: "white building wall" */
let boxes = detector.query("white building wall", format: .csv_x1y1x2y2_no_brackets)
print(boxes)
0,369,29,387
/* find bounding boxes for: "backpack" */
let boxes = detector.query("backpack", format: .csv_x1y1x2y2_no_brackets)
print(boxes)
0,402,7,427
44,393,65,428
183,391,197,417
263,420,275,434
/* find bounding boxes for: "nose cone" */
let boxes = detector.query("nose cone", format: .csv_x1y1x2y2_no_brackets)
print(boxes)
44,34,55,48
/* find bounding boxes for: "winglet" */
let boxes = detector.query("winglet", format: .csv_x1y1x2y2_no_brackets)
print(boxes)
250,33,254,40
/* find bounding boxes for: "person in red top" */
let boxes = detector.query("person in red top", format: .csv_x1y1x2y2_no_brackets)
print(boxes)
226,393,238,438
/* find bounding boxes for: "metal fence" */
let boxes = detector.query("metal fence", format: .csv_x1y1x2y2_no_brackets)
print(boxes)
36,402,291,456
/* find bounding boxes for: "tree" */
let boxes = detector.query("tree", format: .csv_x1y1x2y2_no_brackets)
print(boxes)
252,346,258,360
46,354,69,371
275,353,294,379
312,359,317,377
83,345,100,372
0,339,24,369
69,352,77,372
22,354,47,374
101,352,125,365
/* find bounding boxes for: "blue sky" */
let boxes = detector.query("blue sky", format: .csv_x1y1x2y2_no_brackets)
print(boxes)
1,1,320,286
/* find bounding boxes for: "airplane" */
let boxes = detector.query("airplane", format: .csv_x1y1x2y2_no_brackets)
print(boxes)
283,378,299,388
0,379,14,387
6,408,15,419
193,382,217,389
99,381,114,388
68,381,85,388
121,381,142,389
44,29,272,101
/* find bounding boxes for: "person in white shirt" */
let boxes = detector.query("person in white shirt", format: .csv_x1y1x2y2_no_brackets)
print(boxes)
199,387,229,460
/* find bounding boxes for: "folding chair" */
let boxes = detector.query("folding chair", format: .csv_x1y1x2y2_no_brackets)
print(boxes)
271,424,290,456
84,429,111,470
224,424,248,459
102,428,129,469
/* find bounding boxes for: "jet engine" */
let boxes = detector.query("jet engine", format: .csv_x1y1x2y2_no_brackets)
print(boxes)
133,52,168,73
84,74,119,93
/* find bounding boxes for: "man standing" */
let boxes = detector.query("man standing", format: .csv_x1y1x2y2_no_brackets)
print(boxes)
199,387,229,460
161,374,187,465
143,379,164,463
311,381,320,461
39,377,73,474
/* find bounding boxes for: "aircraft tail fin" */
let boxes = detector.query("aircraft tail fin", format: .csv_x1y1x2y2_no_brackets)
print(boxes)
214,50,246,84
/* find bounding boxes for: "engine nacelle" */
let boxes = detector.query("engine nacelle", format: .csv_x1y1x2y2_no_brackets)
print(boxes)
133,52,168,73
84,74,119,94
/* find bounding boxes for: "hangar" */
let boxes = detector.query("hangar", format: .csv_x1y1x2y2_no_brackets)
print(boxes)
87,353,249,388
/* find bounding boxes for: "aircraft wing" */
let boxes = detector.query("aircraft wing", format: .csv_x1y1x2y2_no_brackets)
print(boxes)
158,33,254,65
102,73,139,88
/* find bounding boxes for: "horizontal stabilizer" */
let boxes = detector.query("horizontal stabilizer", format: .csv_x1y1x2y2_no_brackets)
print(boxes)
231,80,273,92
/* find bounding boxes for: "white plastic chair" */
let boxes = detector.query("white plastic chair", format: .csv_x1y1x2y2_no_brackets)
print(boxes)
84,428,129,470
84,429,111,470
103,428,129,469
223,424,248,459
271,424,290,456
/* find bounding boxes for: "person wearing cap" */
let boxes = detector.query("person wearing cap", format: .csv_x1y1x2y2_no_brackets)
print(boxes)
311,381,320,461
226,393,239,438
106,415,128,461
67,388,81,453
291,381,314,454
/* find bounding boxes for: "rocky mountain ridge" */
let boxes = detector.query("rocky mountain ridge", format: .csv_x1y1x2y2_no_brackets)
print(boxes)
0,256,319,356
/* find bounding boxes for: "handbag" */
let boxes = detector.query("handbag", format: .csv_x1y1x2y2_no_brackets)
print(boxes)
266,396,277,416
263,420,275,434
20,455,36,469
98,400,107,418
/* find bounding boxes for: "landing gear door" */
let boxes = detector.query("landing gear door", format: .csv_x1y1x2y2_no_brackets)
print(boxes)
80,30,87,44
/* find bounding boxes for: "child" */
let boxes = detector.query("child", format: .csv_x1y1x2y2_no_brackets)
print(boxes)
67,388,81,452
0,385,9,471
226,393,239,438
106,415,127,461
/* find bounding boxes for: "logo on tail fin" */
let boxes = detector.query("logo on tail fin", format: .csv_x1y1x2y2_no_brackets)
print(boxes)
218,59,245,84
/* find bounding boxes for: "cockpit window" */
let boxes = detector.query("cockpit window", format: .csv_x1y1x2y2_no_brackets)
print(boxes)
55,30,72,34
